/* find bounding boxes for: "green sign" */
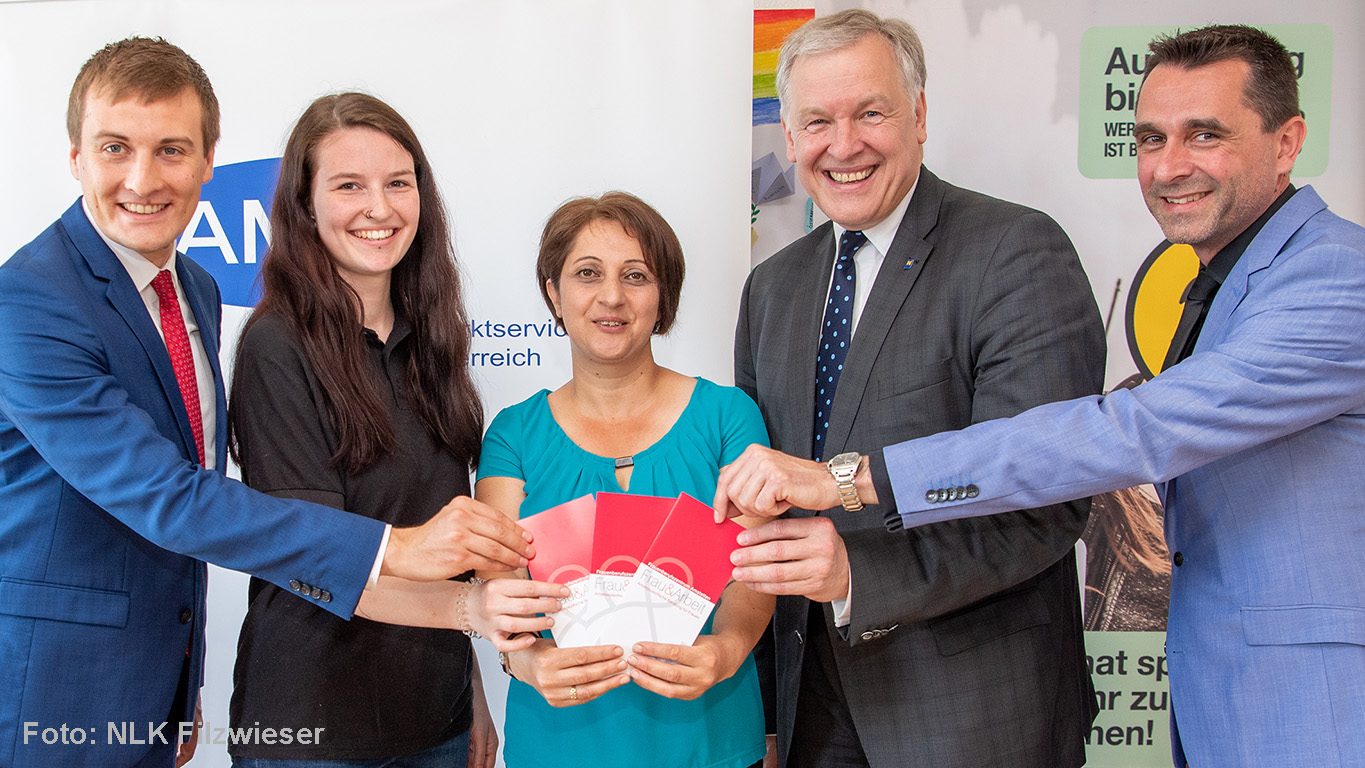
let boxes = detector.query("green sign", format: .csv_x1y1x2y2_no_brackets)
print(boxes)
1084,631,1171,767
1078,24,1332,179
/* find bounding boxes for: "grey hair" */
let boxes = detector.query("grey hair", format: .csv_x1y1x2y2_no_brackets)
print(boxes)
776,9,927,122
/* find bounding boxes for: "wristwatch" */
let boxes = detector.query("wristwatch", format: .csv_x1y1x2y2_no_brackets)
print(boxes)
827,452,866,512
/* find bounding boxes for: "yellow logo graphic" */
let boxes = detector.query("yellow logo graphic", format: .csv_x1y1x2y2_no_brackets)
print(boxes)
1125,241,1200,379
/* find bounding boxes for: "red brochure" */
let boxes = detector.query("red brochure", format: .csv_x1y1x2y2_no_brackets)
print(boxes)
519,494,596,585
518,495,599,647
638,493,745,602
590,492,675,575
597,493,746,649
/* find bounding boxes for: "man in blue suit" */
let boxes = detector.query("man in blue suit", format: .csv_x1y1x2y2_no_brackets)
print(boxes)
718,25,1363,768
0,38,532,768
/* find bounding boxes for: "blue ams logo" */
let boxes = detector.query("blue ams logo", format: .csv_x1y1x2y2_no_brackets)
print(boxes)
178,158,280,307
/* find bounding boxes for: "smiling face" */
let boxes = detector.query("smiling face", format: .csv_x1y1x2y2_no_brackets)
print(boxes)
1135,59,1304,263
547,219,661,366
309,126,420,294
69,87,215,267
782,34,926,231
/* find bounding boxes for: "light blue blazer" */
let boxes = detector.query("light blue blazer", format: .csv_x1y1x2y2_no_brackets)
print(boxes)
0,202,385,767
881,186,1365,768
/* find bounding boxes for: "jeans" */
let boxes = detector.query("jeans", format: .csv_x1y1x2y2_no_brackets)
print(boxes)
233,729,469,768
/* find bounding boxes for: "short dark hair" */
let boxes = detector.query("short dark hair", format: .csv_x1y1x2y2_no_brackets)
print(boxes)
536,191,686,335
67,36,220,151
1144,24,1299,132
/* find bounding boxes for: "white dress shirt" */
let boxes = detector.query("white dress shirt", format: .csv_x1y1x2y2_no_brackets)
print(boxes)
823,177,919,626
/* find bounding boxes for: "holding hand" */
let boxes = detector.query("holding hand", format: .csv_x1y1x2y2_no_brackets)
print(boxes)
627,635,746,700
713,446,840,522
384,495,534,580
729,517,851,602
508,638,630,707
465,578,568,653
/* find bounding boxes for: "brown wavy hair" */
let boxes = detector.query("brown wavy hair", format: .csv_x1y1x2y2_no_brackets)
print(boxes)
230,92,482,472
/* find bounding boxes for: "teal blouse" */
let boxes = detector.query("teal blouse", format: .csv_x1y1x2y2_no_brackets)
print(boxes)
479,378,768,768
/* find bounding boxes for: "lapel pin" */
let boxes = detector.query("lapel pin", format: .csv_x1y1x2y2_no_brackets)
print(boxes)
903,258,918,270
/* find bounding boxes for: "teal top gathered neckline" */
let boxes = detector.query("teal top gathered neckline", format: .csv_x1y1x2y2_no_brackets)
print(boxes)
479,377,769,768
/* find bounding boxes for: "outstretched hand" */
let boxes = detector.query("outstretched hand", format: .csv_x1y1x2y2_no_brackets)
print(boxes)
384,496,534,581
729,517,851,602
713,445,839,522
466,578,568,652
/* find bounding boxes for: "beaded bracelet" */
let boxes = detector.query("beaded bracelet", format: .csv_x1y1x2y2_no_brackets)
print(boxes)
459,576,485,639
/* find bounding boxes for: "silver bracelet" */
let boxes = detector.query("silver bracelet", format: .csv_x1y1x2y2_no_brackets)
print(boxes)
460,576,486,639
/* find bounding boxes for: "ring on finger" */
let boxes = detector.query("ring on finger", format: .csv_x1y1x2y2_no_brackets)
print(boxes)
569,685,578,701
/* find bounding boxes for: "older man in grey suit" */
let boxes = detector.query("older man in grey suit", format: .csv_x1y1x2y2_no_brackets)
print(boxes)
722,10,1101,767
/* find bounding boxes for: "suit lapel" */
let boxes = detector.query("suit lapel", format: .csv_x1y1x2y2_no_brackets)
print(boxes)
62,202,201,464
787,225,838,461
822,170,941,455
1198,187,1325,351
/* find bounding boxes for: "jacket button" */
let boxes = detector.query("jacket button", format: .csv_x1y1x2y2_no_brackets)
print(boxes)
1173,551,1184,567
320,591,332,603
289,579,301,592
860,631,875,641
178,609,192,624
310,586,323,599
924,490,937,503
965,484,979,498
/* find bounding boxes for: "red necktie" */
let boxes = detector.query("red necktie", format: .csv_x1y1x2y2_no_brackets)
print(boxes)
151,270,206,466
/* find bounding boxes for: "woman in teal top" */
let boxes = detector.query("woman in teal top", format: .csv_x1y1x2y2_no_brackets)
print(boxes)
476,192,771,768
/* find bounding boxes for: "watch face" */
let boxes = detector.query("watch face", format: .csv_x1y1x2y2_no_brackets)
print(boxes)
829,452,860,471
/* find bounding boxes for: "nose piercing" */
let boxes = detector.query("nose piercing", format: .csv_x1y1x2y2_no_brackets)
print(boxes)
364,209,375,220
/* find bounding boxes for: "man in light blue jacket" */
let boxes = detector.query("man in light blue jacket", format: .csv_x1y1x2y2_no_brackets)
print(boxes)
719,25,1363,768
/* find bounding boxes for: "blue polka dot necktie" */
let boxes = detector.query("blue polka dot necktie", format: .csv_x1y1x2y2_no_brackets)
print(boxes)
812,230,867,460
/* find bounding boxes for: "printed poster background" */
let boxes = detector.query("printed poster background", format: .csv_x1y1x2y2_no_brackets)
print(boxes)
753,1,1363,766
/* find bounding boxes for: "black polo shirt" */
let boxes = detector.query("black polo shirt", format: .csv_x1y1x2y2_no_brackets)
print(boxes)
228,312,473,759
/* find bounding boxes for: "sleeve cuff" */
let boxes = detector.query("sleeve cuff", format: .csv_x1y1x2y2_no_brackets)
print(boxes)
869,450,902,531
831,569,853,627
366,524,391,589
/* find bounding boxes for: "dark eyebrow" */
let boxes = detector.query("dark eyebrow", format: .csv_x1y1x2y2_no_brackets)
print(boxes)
1134,118,1229,136
1184,118,1229,133
93,131,196,144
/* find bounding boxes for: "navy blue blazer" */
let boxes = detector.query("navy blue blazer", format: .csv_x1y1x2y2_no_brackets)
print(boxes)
0,201,386,767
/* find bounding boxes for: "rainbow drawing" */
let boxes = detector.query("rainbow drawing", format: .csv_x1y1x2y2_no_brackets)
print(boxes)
754,9,814,125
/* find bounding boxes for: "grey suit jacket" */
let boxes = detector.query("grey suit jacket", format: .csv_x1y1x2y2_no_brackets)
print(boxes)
735,168,1103,768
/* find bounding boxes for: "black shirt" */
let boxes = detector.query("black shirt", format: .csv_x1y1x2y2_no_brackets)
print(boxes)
228,312,473,759
1164,185,1296,368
